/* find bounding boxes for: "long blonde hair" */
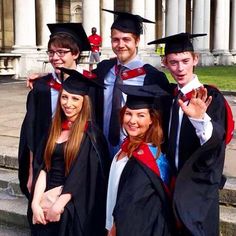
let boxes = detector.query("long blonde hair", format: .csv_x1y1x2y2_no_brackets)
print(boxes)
120,106,164,158
44,93,92,175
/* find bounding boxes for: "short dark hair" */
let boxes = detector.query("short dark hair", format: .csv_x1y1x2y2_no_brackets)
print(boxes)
48,33,81,63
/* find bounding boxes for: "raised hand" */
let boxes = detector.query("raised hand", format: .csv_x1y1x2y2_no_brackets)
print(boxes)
178,86,212,119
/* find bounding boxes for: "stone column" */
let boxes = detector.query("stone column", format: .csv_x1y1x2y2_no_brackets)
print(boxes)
178,0,186,32
144,0,159,66
192,0,213,65
131,0,145,48
13,0,36,50
36,0,56,48
101,0,114,51
213,0,229,52
166,0,178,36
230,0,236,56
145,0,156,47
192,0,205,50
82,0,100,36
213,0,232,65
203,0,211,51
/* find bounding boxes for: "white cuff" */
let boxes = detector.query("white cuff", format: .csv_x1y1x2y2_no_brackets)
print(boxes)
189,113,213,145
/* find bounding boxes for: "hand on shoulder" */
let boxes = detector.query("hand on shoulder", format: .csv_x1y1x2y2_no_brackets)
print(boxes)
27,72,48,89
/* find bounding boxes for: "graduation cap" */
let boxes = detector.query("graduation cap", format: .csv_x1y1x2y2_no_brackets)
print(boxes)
148,32,207,55
102,9,155,35
57,67,104,96
47,23,91,51
119,84,169,109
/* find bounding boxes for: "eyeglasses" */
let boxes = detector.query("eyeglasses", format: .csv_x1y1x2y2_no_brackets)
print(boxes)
46,50,71,57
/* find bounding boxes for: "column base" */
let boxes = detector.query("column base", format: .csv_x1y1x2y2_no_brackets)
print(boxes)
140,52,164,69
12,45,38,53
212,50,234,65
198,51,215,66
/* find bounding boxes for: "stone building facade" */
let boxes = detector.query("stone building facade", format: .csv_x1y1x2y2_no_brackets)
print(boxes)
0,0,235,78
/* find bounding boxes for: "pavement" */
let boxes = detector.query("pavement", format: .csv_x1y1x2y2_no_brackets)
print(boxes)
0,77,235,177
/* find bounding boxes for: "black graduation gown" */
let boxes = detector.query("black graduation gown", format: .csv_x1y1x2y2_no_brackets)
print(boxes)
29,122,111,236
18,74,54,198
168,85,227,236
91,58,171,132
113,158,175,236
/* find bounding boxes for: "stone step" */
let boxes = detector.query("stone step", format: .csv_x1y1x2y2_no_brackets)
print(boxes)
0,192,234,236
0,189,28,229
220,205,236,236
220,177,236,206
0,136,19,170
0,167,23,197
0,165,235,235
0,224,30,235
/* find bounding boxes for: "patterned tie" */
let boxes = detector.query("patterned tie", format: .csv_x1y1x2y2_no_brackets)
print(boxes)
168,90,181,168
108,65,125,146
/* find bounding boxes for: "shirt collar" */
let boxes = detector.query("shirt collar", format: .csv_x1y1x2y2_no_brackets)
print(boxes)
113,55,144,75
52,65,83,84
179,74,203,95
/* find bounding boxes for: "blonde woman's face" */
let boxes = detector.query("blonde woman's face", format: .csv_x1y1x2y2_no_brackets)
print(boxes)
60,90,84,121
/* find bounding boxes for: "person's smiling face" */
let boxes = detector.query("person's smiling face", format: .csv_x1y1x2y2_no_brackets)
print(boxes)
123,107,152,140
48,45,79,74
111,29,140,64
60,90,84,122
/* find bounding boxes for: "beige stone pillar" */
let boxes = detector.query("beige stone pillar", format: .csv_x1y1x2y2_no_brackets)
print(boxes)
213,0,232,65
192,0,205,50
203,0,211,50
145,0,156,49
166,0,178,36
131,0,145,48
193,0,214,66
213,0,229,53
178,0,186,32
83,0,100,36
13,0,36,50
36,0,56,48
101,0,114,49
230,0,236,54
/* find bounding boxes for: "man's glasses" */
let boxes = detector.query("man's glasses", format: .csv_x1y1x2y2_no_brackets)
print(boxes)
46,50,71,57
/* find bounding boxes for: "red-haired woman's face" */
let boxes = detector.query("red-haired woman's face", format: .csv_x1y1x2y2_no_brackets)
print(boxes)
122,107,152,140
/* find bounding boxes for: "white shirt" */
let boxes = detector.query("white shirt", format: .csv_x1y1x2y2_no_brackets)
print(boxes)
169,75,213,169
106,151,129,230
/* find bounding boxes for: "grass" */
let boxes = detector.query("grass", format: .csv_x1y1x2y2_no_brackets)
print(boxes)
161,66,236,91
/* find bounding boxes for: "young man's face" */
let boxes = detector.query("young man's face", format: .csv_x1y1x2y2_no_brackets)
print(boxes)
164,51,199,88
48,44,79,74
111,29,140,64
